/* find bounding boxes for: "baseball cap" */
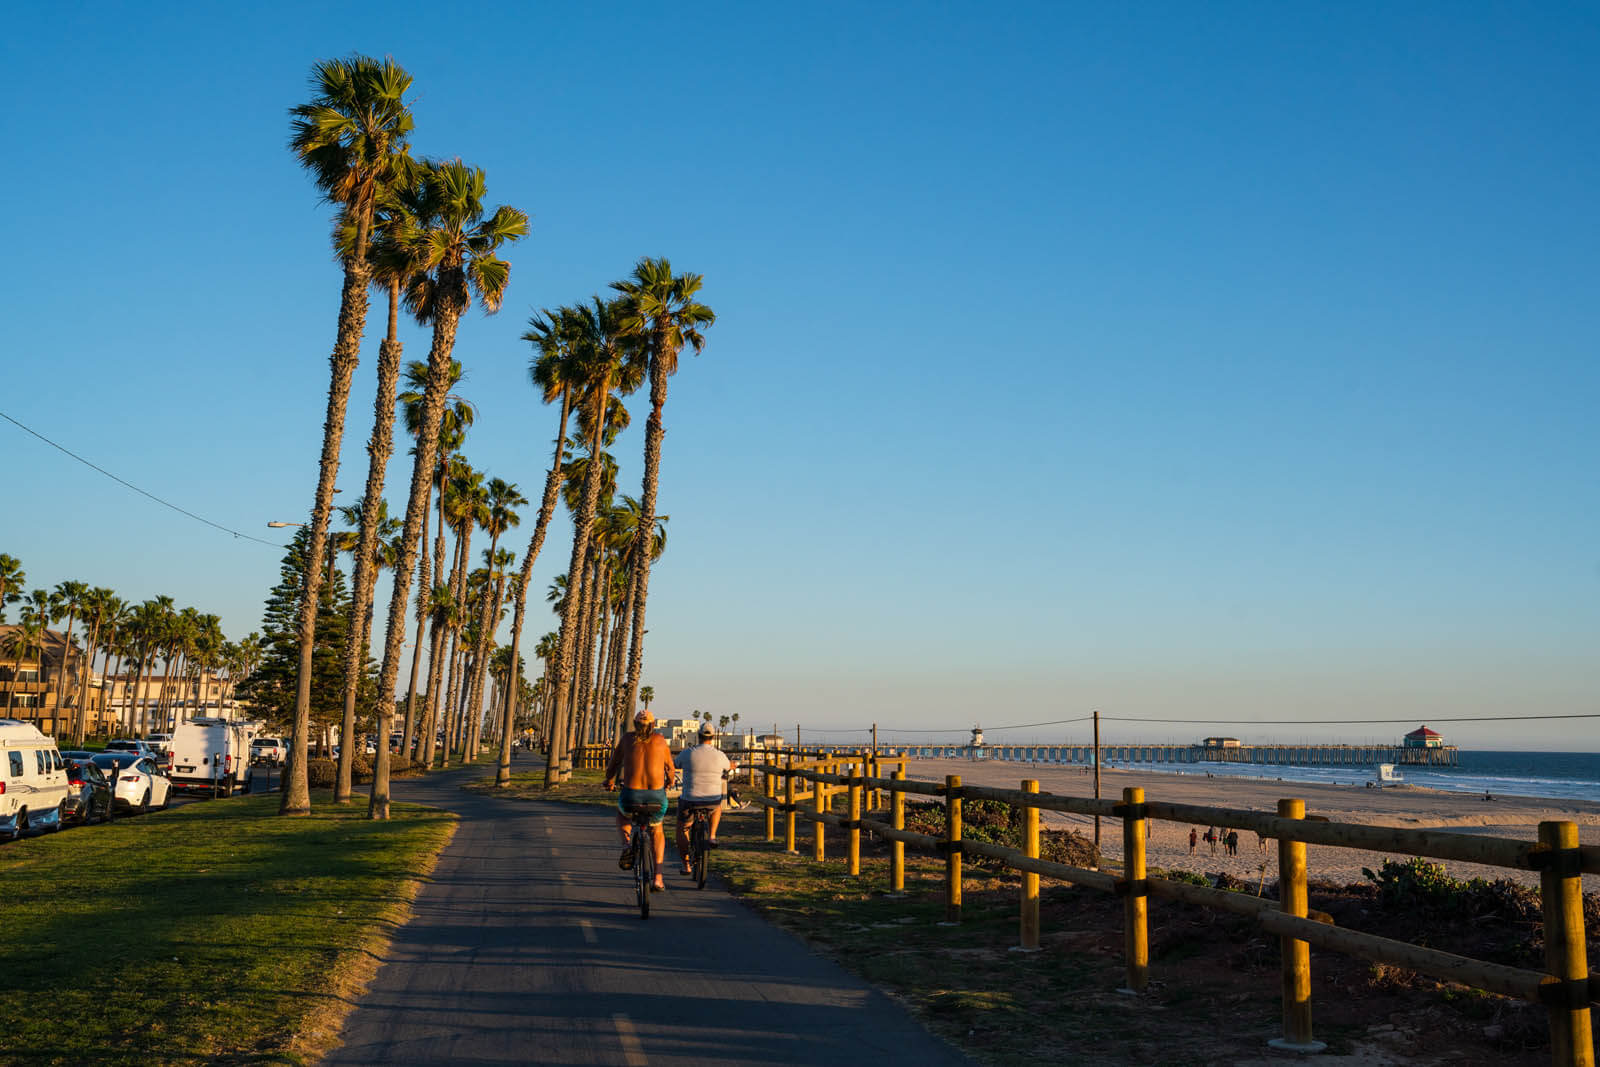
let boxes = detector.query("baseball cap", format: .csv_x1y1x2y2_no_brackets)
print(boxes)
698,722,714,737
634,709,654,725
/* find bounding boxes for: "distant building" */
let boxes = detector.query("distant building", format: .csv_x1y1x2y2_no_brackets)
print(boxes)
1202,737,1242,749
0,625,110,737
1403,725,1444,749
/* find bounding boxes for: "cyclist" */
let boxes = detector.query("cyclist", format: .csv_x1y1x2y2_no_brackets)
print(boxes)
673,722,731,875
604,709,675,892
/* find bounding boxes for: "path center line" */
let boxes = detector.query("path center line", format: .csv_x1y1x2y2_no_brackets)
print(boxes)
613,1012,647,1066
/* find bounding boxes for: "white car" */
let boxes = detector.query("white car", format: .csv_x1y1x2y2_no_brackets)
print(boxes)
90,753,172,813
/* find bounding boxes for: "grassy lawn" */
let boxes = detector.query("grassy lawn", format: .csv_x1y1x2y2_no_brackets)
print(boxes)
463,764,613,806
0,791,455,1065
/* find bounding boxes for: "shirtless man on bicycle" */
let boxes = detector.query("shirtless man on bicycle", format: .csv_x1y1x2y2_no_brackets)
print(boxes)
604,709,675,892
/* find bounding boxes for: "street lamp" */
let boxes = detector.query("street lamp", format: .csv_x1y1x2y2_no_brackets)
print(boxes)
266,521,305,528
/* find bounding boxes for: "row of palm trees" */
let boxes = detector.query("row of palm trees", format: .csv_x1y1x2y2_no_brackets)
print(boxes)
0,552,262,744
285,54,712,818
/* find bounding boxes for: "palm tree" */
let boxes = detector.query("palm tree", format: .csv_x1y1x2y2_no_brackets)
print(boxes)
74,589,123,741
367,159,526,819
334,497,401,801
395,358,473,764
464,479,523,763
0,555,24,623
2,593,48,715
284,55,416,817
542,298,643,787
611,259,714,726
48,580,89,731
497,322,581,785
640,685,654,710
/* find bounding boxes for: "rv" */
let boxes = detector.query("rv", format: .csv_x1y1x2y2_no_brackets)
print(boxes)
0,719,71,837
168,718,258,794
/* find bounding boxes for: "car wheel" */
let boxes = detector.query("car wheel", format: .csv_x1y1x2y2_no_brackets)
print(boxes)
16,808,29,836
158,785,170,811
140,788,152,814
59,800,72,829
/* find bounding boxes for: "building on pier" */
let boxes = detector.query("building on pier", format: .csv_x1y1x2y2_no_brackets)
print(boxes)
1403,725,1444,749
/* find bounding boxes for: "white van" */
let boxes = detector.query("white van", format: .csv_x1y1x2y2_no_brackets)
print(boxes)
0,719,71,837
169,718,257,794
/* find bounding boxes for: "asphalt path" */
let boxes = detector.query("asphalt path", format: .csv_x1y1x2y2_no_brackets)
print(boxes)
321,764,972,1067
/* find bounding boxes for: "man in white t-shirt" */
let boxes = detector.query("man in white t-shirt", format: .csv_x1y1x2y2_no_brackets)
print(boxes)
673,723,731,874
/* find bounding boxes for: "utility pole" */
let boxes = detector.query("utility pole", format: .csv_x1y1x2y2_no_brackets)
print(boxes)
1093,709,1102,860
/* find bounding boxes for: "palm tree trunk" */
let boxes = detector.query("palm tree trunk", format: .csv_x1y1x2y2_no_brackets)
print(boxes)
400,481,432,761
544,379,610,786
498,390,570,786
286,259,372,817
51,608,78,734
419,612,446,767
620,347,670,725
336,304,403,803
73,618,100,745
368,270,464,820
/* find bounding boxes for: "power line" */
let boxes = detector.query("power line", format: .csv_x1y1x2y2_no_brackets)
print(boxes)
1,410,285,550
1107,713,1600,726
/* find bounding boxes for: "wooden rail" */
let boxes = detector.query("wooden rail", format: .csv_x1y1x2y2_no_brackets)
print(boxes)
754,758,1596,1065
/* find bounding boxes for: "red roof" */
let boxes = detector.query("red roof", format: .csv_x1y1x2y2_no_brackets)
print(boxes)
1405,725,1442,738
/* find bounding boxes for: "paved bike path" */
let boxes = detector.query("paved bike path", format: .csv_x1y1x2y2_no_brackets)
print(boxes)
322,765,971,1066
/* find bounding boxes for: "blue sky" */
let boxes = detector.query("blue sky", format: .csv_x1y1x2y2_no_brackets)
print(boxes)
2,3,1595,749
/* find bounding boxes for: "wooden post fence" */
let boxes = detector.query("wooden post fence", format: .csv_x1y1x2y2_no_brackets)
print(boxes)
848,768,862,876
747,761,1597,1065
763,759,775,842
1018,778,1040,952
1539,820,1595,1067
1269,797,1323,1051
890,768,905,893
813,760,827,863
1118,786,1148,993
944,774,962,924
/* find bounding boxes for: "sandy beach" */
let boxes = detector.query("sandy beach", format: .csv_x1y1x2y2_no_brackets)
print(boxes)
898,757,1600,892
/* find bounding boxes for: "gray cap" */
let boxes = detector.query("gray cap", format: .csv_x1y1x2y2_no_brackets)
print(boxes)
698,722,715,736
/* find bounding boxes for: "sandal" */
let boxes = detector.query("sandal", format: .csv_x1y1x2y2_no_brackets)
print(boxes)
651,880,666,892
618,848,634,870
681,861,693,876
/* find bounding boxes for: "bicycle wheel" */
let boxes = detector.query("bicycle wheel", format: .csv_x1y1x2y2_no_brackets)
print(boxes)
636,827,652,919
693,817,709,889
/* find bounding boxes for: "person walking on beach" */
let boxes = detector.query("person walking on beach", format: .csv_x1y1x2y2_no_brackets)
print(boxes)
1205,826,1217,855
604,710,676,892
1226,829,1239,856
1189,827,1198,855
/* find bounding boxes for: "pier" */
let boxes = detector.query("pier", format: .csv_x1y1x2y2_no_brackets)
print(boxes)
840,743,1459,768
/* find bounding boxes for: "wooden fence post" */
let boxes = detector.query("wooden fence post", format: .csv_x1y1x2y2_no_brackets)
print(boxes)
1537,819,1594,1067
784,753,797,854
943,774,962,924
1269,797,1325,1052
890,768,905,893
1118,786,1148,993
763,760,775,842
848,768,862,876
814,761,827,863
1017,779,1041,952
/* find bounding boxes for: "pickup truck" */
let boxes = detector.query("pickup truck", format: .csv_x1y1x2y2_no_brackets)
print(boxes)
250,738,287,767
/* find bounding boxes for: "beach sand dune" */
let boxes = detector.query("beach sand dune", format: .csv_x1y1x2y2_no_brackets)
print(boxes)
899,757,1600,892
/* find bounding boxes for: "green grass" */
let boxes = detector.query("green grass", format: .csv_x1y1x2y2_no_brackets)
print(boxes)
463,764,613,806
0,791,456,1065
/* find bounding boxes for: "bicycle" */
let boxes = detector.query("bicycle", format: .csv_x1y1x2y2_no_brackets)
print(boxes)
683,805,717,889
624,804,658,919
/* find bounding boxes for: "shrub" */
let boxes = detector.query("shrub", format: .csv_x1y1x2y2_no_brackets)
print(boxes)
902,798,1100,869
306,759,337,789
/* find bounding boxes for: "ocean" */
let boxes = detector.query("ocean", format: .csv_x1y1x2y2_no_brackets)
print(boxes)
975,749,1600,803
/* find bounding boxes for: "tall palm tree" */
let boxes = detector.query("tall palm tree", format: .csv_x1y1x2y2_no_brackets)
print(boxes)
542,298,642,786
74,589,122,742
464,479,523,761
496,315,582,786
0,555,24,623
610,259,713,725
48,581,89,730
284,54,416,817
2,593,48,716
367,159,527,819
438,463,486,767
334,496,401,801
640,685,654,710
97,598,132,736
395,358,473,763
332,174,423,802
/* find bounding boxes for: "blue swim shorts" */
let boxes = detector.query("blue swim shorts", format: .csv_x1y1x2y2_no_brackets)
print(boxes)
618,787,668,825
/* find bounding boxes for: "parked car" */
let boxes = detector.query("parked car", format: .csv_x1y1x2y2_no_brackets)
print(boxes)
62,759,112,825
89,753,172,813
146,733,173,758
250,737,287,767
104,739,161,761
1,719,72,838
